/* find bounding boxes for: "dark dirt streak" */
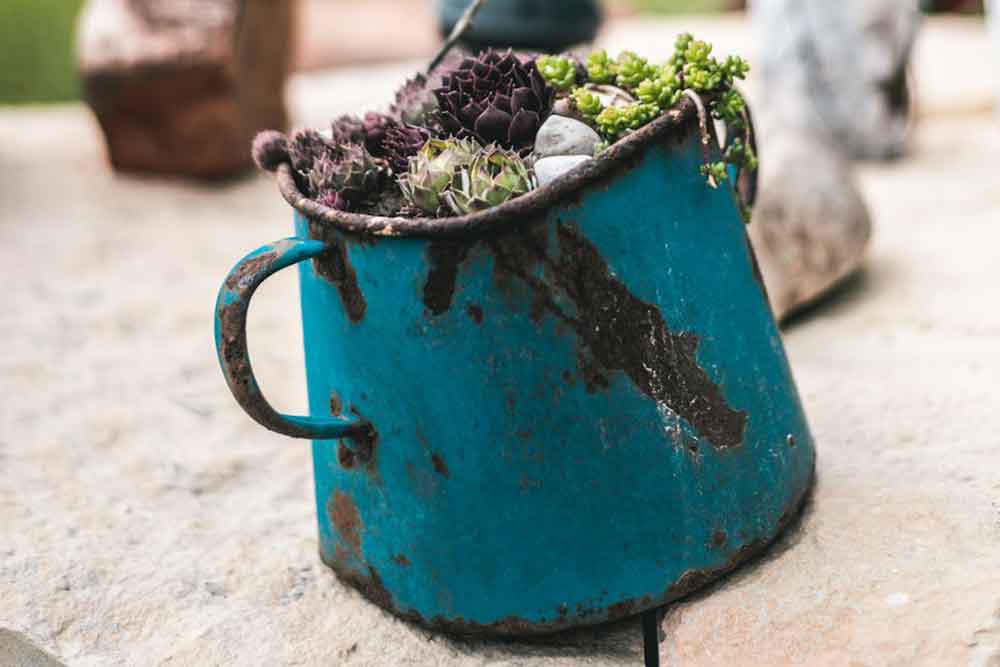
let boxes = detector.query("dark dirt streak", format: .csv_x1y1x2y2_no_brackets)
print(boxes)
308,220,367,322
430,453,451,479
423,241,472,315
550,224,747,449
486,224,746,450
466,303,484,324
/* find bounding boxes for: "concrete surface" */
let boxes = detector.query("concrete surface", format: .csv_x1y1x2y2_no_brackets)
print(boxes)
2,16,999,667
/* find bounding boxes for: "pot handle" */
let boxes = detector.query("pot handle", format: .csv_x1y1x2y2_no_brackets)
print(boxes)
215,237,366,440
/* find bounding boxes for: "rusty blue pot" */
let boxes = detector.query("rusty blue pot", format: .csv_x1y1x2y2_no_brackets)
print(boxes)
215,100,815,636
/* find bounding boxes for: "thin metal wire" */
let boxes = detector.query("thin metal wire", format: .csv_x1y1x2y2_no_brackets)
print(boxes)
427,0,490,73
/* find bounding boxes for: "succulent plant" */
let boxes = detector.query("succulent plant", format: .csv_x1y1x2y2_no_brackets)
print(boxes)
635,66,682,108
318,190,351,211
433,49,555,150
251,130,289,172
397,137,479,215
330,115,366,145
381,123,434,174
254,36,756,218
288,129,330,178
362,112,396,154
571,88,604,121
307,143,388,207
614,51,659,91
586,50,616,85
444,147,535,216
595,102,659,141
536,55,579,92
329,112,401,158
391,76,439,126
712,89,746,121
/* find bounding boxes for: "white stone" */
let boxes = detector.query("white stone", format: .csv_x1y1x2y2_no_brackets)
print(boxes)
534,115,602,158
534,155,592,187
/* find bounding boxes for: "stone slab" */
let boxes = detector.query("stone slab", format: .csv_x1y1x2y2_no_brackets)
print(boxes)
1,16,999,666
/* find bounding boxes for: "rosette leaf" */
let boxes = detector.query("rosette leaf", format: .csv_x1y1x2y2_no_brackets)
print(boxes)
433,49,555,150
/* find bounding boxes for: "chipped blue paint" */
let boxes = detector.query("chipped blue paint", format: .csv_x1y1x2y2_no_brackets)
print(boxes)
215,127,815,636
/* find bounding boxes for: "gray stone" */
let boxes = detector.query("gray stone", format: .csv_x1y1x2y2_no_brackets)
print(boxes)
534,155,592,187
750,0,921,160
534,115,602,158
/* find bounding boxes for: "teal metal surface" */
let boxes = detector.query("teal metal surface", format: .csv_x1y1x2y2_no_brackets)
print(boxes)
215,109,816,636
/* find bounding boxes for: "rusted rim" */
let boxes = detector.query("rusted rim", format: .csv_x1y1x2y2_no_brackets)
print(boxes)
277,98,702,240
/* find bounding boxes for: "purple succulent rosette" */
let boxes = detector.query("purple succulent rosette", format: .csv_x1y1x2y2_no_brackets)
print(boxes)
381,124,435,174
433,49,555,151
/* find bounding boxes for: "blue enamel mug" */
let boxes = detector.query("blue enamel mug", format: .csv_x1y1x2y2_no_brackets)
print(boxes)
215,100,815,636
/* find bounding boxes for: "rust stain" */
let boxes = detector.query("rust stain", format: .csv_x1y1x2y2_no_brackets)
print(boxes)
423,241,472,315
711,529,727,548
430,453,450,479
347,404,379,478
327,491,361,556
323,462,811,638
337,442,356,469
466,303,484,324
391,554,412,567
329,392,342,416
308,220,367,322
224,251,276,291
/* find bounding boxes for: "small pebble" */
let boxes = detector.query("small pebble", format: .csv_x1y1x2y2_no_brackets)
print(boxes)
535,155,592,187
534,115,601,158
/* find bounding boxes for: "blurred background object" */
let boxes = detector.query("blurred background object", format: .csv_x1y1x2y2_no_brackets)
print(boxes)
752,0,921,161
76,0,293,179
746,0,921,318
436,0,602,52
990,1,1000,113
0,0,85,103
0,0,990,179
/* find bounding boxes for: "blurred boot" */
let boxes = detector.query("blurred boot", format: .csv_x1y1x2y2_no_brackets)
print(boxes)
750,131,873,320
752,0,920,160
748,0,918,318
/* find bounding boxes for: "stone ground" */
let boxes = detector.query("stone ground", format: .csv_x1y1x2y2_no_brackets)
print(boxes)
2,15,1000,667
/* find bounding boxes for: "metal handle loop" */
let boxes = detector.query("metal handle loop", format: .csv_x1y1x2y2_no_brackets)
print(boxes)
214,237,364,440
